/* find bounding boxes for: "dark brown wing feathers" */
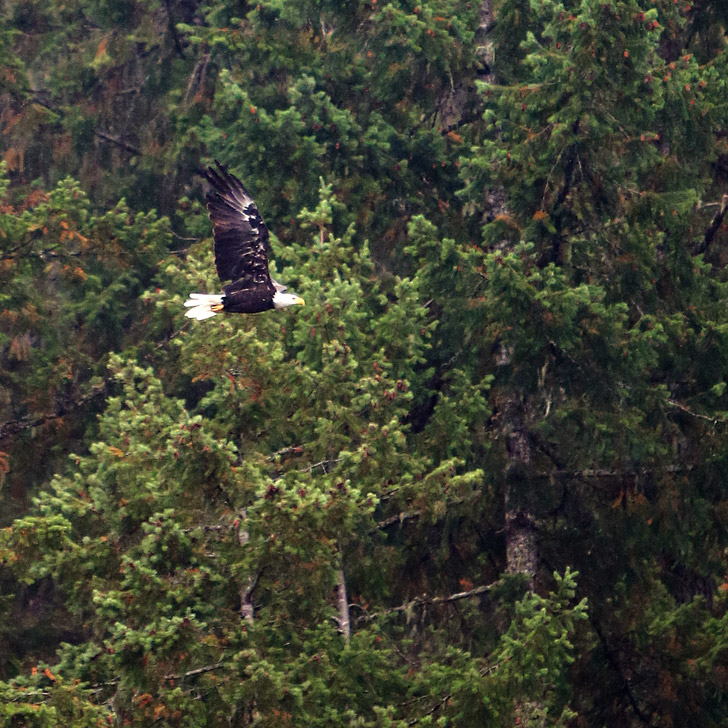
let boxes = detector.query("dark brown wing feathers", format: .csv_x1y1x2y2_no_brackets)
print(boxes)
200,162,273,296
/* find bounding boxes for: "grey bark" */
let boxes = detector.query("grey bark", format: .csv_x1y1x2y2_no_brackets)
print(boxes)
502,396,537,589
335,561,351,645
238,510,256,623
478,0,538,590
475,0,496,81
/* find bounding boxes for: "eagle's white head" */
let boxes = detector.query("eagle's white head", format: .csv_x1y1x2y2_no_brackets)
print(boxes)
272,291,306,309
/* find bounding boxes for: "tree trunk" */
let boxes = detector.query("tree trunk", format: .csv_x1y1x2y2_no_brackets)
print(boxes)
475,0,496,81
503,397,537,590
335,560,351,646
437,0,496,133
482,0,538,587
497,370,544,728
238,510,256,623
241,575,256,623
484,6,543,722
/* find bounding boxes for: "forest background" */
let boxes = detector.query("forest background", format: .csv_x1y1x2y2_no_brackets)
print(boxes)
1,0,728,725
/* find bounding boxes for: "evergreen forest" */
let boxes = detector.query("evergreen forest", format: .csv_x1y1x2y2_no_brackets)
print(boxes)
2,0,728,725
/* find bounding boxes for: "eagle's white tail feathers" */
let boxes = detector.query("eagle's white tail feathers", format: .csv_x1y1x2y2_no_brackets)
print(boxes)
184,293,223,320
184,293,223,307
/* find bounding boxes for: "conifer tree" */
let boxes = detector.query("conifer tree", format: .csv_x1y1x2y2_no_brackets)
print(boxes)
2,1,728,726
442,0,728,722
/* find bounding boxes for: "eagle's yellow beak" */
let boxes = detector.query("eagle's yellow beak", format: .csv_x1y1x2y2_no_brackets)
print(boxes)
295,296,305,306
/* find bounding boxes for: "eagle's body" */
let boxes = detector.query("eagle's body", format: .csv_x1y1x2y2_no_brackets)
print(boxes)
184,162,304,320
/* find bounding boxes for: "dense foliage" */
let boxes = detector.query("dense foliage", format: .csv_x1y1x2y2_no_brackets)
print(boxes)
2,0,728,725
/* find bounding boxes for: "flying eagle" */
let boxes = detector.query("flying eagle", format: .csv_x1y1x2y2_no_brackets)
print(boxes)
184,162,305,320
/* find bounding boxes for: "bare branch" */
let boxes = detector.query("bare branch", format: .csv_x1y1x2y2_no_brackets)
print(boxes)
590,617,653,725
93,130,141,156
407,691,452,726
185,52,210,103
0,383,107,442
182,523,225,534
356,581,500,624
272,457,342,481
267,444,305,462
668,398,728,424
545,463,693,480
694,194,728,257
372,508,422,533
163,661,225,681
171,231,201,243
311,458,340,473
404,662,501,725
0,241,33,261
154,322,189,350
29,89,142,156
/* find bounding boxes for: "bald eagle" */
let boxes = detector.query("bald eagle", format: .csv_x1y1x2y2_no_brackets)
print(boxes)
184,162,305,320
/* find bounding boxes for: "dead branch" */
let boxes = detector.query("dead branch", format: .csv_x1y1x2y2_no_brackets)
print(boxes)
93,130,141,156
407,691,453,726
185,52,210,103
372,508,422,533
668,398,728,424
694,194,728,257
590,617,653,725
91,659,226,693
547,463,693,480
164,661,225,681
267,444,305,461
0,383,107,442
356,581,500,624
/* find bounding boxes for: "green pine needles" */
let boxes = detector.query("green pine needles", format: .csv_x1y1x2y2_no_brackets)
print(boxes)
2,0,728,725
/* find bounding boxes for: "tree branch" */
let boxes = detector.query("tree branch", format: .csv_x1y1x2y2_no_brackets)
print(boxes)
164,661,225,681
0,241,33,261
91,659,226,692
407,691,453,726
185,52,210,103
372,508,422,533
668,398,728,424
30,89,142,156
93,130,141,156
590,617,653,725
267,444,305,461
546,463,693,480
356,581,500,624
272,457,342,481
0,383,107,442
694,194,728,257
300,458,341,475
371,461,692,537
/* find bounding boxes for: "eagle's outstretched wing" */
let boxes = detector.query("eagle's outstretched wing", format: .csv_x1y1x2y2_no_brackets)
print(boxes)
200,161,273,295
